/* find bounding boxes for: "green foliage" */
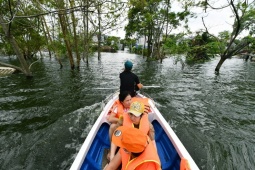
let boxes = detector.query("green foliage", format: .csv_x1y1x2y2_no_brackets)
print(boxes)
0,17,46,57
186,32,215,62
124,38,136,48
239,35,255,53
163,34,189,54
105,36,120,50
50,40,66,57
0,0,47,57
241,6,255,35
218,31,230,40
205,41,224,55
132,45,143,54
163,32,222,61
125,0,193,58
0,42,13,56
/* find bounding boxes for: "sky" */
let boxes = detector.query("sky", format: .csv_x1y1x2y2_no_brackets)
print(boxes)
108,1,250,39
183,3,234,36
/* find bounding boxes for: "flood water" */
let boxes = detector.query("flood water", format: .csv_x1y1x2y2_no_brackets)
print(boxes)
0,51,255,170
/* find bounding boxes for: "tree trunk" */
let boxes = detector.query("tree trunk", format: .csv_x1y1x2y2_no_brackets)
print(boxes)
82,0,89,65
97,3,102,60
143,35,146,58
147,31,153,58
85,0,89,64
69,0,81,69
0,16,32,77
215,56,227,73
41,18,51,57
41,16,63,68
165,0,170,40
58,12,75,70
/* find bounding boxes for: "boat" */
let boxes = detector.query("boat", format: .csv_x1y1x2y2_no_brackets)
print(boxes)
70,92,200,170
0,67,16,75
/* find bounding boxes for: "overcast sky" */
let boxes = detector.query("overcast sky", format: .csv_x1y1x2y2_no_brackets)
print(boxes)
183,3,234,36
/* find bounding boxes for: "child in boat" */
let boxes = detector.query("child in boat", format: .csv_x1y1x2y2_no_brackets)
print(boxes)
104,126,161,170
120,60,143,97
108,100,156,161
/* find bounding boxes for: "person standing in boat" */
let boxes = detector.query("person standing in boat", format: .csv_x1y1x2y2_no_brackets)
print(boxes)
108,100,156,161
104,126,161,170
120,60,143,97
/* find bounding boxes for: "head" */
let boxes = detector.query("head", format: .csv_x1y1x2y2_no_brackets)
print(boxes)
119,91,132,108
124,60,133,71
128,101,144,125
112,126,148,153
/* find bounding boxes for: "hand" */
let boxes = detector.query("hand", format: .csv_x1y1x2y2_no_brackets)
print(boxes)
143,105,150,114
119,115,123,121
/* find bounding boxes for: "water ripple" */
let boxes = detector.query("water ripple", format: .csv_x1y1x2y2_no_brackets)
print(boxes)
0,54,254,170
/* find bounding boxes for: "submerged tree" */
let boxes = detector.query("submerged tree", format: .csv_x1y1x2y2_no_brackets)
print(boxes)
0,1,36,77
0,0,126,76
199,0,255,73
186,32,210,62
125,0,192,60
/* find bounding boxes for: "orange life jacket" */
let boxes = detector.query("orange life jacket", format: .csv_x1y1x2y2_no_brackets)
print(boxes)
108,100,124,119
180,158,191,170
122,112,150,134
123,97,150,133
120,137,161,170
131,97,149,106
108,97,149,118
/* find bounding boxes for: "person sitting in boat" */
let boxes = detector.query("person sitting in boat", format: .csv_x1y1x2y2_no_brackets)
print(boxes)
107,91,132,124
108,100,156,161
120,60,143,97
107,91,132,146
104,126,161,170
